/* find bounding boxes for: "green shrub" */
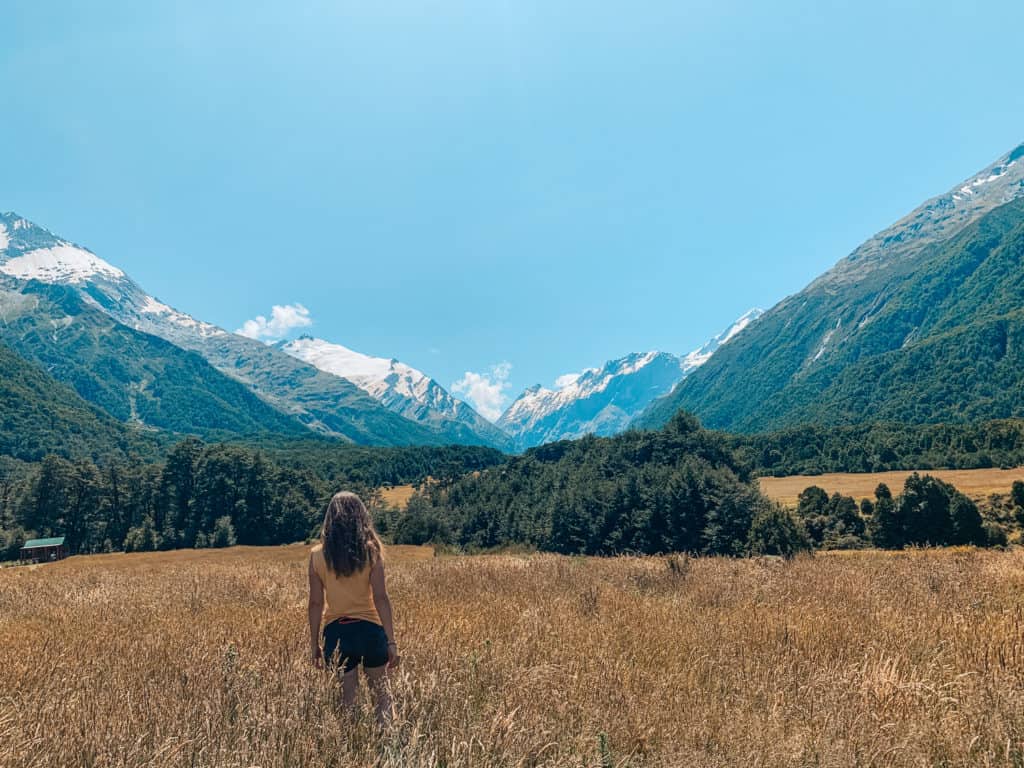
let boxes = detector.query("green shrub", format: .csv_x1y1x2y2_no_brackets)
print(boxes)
748,506,812,559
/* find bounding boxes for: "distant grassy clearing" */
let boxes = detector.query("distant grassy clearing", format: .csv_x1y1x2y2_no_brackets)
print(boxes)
4,545,1024,766
760,466,1024,506
379,483,416,508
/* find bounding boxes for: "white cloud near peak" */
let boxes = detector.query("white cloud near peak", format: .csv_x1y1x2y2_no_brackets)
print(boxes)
451,362,513,422
236,303,313,342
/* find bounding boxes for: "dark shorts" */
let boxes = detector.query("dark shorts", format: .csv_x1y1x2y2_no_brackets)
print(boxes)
322,619,388,673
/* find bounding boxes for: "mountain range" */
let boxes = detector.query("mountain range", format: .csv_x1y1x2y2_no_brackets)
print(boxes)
6,139,1023,455
278,335,512,449
0,214,482,446
0,212,754,452
497,310,763,450
640,141,1024,432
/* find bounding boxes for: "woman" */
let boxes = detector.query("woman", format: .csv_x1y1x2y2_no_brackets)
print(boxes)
308,491,400,724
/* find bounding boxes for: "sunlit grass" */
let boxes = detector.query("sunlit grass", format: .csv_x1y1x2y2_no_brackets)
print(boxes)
760,466,1024,506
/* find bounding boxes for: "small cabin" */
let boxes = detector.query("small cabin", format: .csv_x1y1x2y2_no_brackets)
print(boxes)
19,536,67,565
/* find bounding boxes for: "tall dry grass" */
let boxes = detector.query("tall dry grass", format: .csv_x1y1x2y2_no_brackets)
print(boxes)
2,544,1024,767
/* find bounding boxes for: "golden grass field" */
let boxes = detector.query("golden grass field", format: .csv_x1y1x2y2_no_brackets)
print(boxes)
4,545,1024,767
379,484,417,509
760,466,1024,507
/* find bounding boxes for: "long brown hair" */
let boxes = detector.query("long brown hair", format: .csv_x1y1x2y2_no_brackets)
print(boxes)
320,491,382,576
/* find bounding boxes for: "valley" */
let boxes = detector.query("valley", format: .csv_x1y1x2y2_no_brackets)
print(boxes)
5,5,1024,768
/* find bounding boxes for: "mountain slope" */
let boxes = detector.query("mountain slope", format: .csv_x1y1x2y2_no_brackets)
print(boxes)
639,142,1024,432
280,336,511,448
499,310,762,450
0,281,310,439
0,340,155,462
0,213,468,446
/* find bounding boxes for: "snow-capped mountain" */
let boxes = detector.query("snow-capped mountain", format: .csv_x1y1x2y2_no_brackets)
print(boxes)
0,213,225,343
280,336,510,447
0,212,501,447
498,310,763,450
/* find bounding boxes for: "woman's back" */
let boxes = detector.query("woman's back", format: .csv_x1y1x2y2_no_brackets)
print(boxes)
310,544,382,626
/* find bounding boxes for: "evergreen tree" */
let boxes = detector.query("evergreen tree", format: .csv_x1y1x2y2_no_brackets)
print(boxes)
859,498,874,518
949,492,985,546
17,455,74,542
898,474,954,546
870,483,903,549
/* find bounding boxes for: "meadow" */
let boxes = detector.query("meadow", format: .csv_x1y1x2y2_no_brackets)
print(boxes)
3,544,1024,767
759,466,1024,506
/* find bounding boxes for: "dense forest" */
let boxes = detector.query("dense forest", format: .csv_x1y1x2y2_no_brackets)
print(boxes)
730,419,1024,476
388,413,777,557
0,440,505,561
385,415,1023,556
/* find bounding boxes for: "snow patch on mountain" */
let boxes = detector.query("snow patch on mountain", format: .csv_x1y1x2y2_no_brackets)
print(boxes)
682,308,765,369
497,349,687,449
279,337,510,445
0,224,8,251
282,336,435,405
133,294,225,338
0,244,126,283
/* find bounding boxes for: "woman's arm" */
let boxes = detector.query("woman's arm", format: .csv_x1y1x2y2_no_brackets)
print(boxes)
308,556,325,668
370,559,400,668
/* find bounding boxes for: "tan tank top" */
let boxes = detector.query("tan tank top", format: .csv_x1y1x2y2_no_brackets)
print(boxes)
310,544,382,627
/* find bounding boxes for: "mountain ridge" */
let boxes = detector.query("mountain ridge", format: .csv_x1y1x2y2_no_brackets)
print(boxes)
279,335,512,449
638,141,1024,433
0,213,485,446
499,310,763,450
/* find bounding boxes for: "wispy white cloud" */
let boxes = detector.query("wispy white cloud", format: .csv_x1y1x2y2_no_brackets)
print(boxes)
451,362,513,422
236,303,313,342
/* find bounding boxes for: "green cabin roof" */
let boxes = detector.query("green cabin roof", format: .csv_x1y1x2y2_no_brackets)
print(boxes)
22,536,65,549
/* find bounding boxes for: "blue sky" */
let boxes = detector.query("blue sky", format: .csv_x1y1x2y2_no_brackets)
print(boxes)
2,1,1024,419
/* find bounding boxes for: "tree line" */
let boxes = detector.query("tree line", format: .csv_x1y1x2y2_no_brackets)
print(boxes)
387,413,771,557
387,415,1023,558
0,439,505,560
6,402,1024,562
728,419,1024,477
774,473,1018,555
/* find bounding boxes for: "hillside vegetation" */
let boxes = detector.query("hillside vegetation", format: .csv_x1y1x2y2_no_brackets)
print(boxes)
3,545,1024,767
730,418,1024,476
0,283,310,439
643,195,1024,433
0,341,156,462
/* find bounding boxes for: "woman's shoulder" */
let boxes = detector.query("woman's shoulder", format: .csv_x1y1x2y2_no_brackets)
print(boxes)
309,543,325,563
